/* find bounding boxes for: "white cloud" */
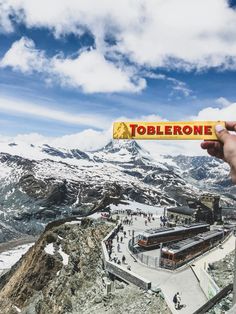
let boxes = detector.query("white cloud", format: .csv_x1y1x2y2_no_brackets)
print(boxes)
14,133,48,144
0,37,46,73
191,101,236,121
13,128,112,151
0,37,190,95
215,97,232,107
117,0,236,70
114,114,166,123
50,129,112,151
0,96,110,129
51,49,145,93
167,77,192,97
1,0,236,74
0,38,145,93
142,72,193,97
143,100,236,157
0,0,15,33
113,100,236,157
1,99,235,155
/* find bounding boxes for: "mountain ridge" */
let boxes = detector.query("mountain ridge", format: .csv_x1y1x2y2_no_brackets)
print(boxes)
0,139,234,242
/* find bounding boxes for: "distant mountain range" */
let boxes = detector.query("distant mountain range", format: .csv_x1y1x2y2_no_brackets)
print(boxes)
0,139,234,242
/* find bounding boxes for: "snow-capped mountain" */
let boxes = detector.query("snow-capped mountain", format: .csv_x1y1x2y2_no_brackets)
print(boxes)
165,155,235,195
0,139,234,241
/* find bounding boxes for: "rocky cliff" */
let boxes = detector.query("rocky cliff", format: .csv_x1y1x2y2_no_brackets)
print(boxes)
0,218,170,314
207,251,234,313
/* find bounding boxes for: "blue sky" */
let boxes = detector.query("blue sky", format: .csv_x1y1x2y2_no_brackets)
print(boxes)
0,0,236,154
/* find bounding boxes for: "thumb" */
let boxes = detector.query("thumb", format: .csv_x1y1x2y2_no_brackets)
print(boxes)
215,124,230,143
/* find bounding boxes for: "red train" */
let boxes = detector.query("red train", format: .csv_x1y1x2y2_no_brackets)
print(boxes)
138,223,210,249
160,228,230,269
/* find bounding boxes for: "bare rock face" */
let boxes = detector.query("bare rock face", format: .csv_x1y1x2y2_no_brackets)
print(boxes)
0,218,111,313
0,219,170,314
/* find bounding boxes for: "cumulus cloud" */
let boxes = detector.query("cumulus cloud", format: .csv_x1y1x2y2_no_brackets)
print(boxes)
0,37,46,72
0,37,190,95
1,0,236,71
0,37,145,93
0,1,236,94
191,100,236,121
51,49,145,93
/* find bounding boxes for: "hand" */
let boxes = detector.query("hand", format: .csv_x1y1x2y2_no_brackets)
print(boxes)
201,122,236,183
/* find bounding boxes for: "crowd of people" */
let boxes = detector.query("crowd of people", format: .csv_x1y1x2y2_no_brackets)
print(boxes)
105,209,169,275
104,221,131,268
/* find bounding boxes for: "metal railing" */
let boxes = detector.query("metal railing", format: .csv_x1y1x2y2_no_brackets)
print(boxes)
102,223,151,290
128,238,160,269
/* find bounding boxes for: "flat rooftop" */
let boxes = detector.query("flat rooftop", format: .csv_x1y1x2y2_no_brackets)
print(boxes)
162,230,223,253
140,223,209,237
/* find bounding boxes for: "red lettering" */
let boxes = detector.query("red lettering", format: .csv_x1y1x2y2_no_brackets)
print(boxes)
156,126,163,135
193,125,203,135
165,125,172,135
129,124,138,136
204,125,212,135
137,125,146,135
147,126,155,135
173,126,183,135
183,125,192,135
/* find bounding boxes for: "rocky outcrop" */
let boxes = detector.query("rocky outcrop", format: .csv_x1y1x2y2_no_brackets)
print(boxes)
0,219,170,314
207,251,234,313
0,218,112,313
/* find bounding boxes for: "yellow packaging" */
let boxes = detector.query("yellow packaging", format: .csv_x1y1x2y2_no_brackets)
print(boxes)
113,121,225,140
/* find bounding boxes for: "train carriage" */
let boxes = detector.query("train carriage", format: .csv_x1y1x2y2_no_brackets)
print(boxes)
160,228,230,269
138,223,210,249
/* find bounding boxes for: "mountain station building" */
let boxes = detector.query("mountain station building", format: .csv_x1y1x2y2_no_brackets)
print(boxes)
167,194,222,225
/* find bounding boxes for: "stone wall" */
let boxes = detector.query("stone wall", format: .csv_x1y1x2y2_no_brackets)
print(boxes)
105,261,151,290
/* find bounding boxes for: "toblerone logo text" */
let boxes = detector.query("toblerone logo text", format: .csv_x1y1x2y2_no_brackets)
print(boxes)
113,121,225,140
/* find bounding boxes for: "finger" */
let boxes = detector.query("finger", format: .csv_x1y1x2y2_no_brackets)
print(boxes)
207,147,217,157
201,141,223,151
207,147,224,159
225,121,236,132
201,141,217,149
215,125,231,143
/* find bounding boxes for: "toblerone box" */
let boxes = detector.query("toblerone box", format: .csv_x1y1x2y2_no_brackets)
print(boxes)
113,121,226,140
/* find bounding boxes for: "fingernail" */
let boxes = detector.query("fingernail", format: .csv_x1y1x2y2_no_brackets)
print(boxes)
215,125,225,133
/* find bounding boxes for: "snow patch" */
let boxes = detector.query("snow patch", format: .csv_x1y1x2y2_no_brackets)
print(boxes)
0,243,34,270
14,305,21,313
65,220,81,225
44,243,55,255
110,201,164,216
59,245,69,265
